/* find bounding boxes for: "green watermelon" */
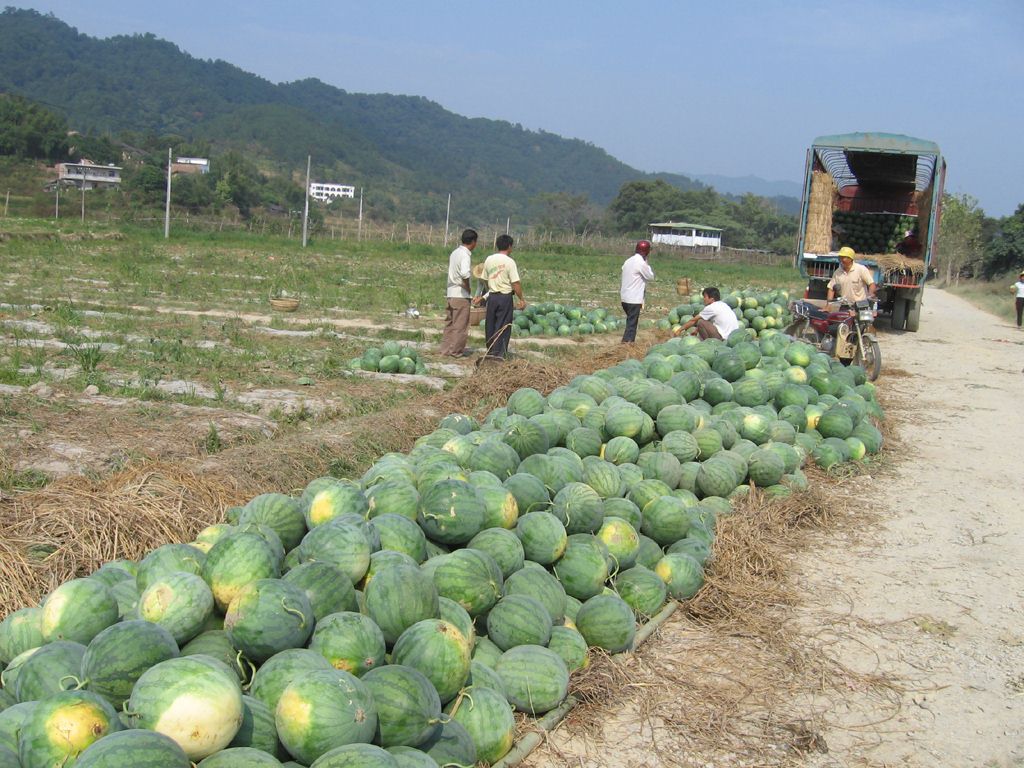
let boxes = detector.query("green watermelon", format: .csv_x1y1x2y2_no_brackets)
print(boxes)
574,594,636,653
423,549,503,618
467,528,525,580
13,641,85,703
365,563,439,645
308,612,387,676
275,669,377,765
361,665,441,748
580,456,625,499
506,387,546,418
180,631,244,682
17,689,120,768
655,553,705,600
193,524,235,554
126,655,244,760
224,579,314,664
494,645,569,715
239,493,307,552
40,578,118,646
138,571,215,645
0,608,43,665
501,421,551,460
470,636,503,669
249,649,334,713
365,481,420,521
626,478,673,512
196,746,282,766
596,516,640,570
417,480,486,546
369,514,428,563
444,686,515,764
551,482,605,535
475,486,519,530
514,511,567,565
303,479,369,528
502,473,550,515
282,561,358,620
546,625,589,672
614,565,668,616
135,543,207,593
602,436,640,465
227,694,281,756
311,743,398,767
82,620,179,708
466,439,521,480
390,620,471,705
298,519,373,585
74,729,191,768
486,595,552,651
552,535,610,601
747,447,786,487
564,427,603,458
202,532,281,612
465,660,506,696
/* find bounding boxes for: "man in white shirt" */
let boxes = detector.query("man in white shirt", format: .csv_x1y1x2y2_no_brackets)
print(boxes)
675,286,740,340
620,240,654,343
1012,270,1024,328
438,229,477,357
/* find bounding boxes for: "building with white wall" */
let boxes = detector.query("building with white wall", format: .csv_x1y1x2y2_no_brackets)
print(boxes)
649,221,723,251
309,182,355,202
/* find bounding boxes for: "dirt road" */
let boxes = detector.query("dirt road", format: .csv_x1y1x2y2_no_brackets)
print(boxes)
525,287,1024,767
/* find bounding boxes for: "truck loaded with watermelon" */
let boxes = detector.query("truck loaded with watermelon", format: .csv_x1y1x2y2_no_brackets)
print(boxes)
0,328,883,767
797,132,946,332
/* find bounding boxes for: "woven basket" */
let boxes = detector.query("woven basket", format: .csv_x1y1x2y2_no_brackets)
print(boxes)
269,297,300,312
469,306,486,325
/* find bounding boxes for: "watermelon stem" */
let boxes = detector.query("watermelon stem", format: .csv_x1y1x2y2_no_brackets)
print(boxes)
280,598,309,628
60,673,85,691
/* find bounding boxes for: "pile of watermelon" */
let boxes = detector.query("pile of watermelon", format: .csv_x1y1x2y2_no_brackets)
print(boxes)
349,341,428,375
479,303,623,338
659,288,796,337
0,327,883,767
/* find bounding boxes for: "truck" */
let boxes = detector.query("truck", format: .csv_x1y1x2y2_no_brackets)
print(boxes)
795,132,946,331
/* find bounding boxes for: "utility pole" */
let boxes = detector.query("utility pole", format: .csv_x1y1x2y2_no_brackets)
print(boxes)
4,190,9,217
55,185,59,219
164,147,172,239
358,187,363,241
81,185,85,223
444,192,451,245
506,216,511,234
301,155,311,248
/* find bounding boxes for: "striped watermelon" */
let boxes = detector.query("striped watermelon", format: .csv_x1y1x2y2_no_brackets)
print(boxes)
275,668,377,765
74,729,191,768
614,565,668,617
502,473,550,515
202,532,281,612
423,549,503,618
391,620,471,705
196,746,282,766
303,479,369,528
17,690,120,768
639,495,692,547
486,594,552,651
476,486,519,530
224,579,315,664
580,456,625,499
126,655,244,760
417,480,486,546
444,686,515,764
514,511,567,565
506,387,546,418
552,535,610,601
239,493,307,551
40,578,118,645
361,665,442,748
82,620,179,708
418,719,477,768
369,514,428,563
365,481,420,521
227,695,281,756
596,516,640,570
298,519,373,585
13,641,85,703
180,631,244,683
551,482,604,535
136,543,206,592
467,528,525,580
364,563,440,645
308,612,386,676
546,625,589,672
311,743,399,767
574,594,636,653
655,552,705,600
282,561,358,620
466,439,521,480
0,608,43,665
494,645,569,715
502,564,567,624
138,571,215,645
249,649,334,713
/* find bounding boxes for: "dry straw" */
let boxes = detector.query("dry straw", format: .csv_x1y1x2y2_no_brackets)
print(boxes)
805,170,837,253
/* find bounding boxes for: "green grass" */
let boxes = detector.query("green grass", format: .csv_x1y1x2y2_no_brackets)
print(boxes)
945,279,1019,325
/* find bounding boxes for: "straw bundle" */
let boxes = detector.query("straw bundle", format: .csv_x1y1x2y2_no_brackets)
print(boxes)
805,171,837,253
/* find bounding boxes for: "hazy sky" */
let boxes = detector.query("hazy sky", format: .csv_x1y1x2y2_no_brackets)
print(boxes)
15,1,1024,216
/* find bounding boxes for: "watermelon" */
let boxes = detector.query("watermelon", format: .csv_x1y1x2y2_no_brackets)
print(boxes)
136,543,207,593
501,421,551,460
552,535,610,601
626,478,673,512
126,655,244,760
227,695,281,756
180,632,244,682
249,649,334,713
747,447,786,487
817,408,854,439
465,660,506,696
417,480,486,546
298,519,373,585
614,565,668,616
13,641,85,703
196,746,282,766
202,532,281,612
365,563,439,645
308,612,387,676
551,482,604,534
444,686,515,764
365,481,420,522
368,514,428,563
193,524,234,554
596,516,640,571
362,665,441,748
655,553,705,600
0,701,37,753
312,743,398,767
506,387,546,418
471,636,503,669
580,456,624,500
466,439,521,480
514,511,567,565
695,458,738,499
237,493,306,550
391,620,471,705
417,719,477,768
282,561,358,620
423,549,503,618
602,436,640,465
17,689,120,768
439,414,477,435
667,537,712,566
75,729,191,768
224,579,315,664
546,625,589,672
486,595,552,651
494,645,569,715
467,528,525,580
475,486,519,530
574,594,636,653
275,669,377,765
303,479,369,528
564,427,603,458
502,473,550,515
40,578,118,646
138,571,215,645
81,620,179,708
0,608,43,665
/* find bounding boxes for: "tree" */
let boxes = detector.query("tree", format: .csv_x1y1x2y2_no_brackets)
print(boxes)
0,94,69,161
983,204,1024,278
935,193,985,285
607,180,687,233
531,192,594,234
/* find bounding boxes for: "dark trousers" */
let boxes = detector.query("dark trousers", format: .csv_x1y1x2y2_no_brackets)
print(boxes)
485,293,514,358
621,302,642,342
1017,297,1023,327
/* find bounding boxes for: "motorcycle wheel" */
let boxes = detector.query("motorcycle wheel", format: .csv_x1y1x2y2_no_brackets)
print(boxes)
854,337,882,381
785,317,818,343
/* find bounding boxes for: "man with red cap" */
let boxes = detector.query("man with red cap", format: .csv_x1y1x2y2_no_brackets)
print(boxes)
620,240,654,343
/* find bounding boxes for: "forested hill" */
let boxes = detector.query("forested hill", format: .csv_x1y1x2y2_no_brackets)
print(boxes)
0,8,702,222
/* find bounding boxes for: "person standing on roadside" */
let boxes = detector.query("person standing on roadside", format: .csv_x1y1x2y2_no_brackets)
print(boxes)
1012,270,1024,328
476,234,525,361
620,240,654,343
438,229,477,357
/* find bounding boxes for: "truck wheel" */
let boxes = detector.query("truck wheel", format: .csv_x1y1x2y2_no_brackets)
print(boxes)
905,299,922,332
891,297,907,331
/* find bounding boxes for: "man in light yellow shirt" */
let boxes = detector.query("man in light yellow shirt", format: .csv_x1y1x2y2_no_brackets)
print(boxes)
476,234,526,360
827,247,876,303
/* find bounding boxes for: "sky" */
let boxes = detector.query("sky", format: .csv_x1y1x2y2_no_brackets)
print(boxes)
14,0,1024,216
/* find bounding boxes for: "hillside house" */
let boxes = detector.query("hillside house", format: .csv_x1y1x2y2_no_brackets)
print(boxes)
309,182,355,202
50,160,122,190
650,221,723,251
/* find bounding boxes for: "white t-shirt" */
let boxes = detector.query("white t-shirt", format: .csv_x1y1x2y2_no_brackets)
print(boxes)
446,245,472,299
620,254,654,304
699,300,740,338
1013,280,1024,299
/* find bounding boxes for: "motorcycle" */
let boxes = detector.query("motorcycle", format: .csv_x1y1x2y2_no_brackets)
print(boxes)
786,298,881,381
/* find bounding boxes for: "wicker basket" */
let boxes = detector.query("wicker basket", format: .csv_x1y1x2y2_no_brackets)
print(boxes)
269,297,300,312
469,306,486,325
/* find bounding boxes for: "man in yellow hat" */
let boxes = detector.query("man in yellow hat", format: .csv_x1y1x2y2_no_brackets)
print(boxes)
827,246,876,304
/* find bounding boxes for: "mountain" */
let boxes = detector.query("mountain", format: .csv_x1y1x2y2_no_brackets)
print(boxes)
692,173,803,200
0,8,704,223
